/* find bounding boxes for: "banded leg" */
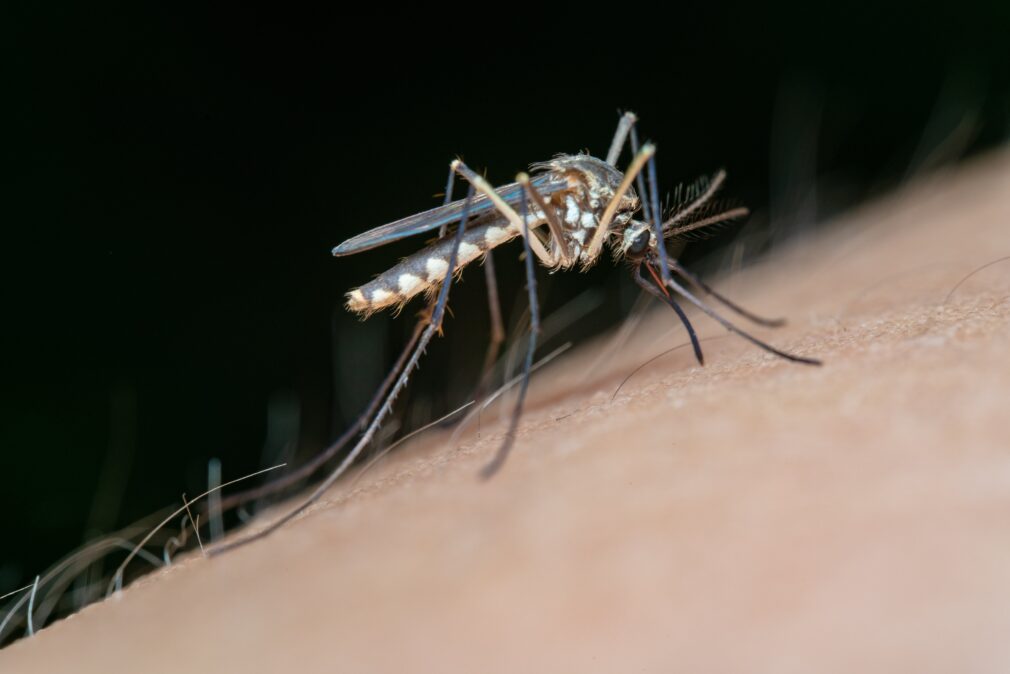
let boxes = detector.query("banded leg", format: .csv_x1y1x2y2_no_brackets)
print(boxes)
210,186,478,555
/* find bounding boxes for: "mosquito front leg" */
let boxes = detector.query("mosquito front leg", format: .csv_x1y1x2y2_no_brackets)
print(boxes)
666,258,786,328
632,263,704,365
605,110,638,167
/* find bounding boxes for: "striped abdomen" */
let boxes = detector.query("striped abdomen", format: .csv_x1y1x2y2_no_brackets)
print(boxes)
346,218,525,316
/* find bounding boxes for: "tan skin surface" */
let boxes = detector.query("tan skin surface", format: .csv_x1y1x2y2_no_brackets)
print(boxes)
3,150,1010,673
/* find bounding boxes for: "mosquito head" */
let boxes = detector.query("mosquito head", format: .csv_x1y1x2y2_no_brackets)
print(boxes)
618,219,655,262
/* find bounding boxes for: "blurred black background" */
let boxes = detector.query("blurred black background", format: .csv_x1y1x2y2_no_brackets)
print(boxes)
3,2,1008,593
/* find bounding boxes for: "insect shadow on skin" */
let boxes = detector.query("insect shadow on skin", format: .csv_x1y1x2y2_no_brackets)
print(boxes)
209,111,821,556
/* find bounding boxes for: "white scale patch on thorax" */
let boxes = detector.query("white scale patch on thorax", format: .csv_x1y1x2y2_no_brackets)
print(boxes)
564,196,580,225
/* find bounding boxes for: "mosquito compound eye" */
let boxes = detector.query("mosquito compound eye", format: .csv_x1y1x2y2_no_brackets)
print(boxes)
628,229,651,255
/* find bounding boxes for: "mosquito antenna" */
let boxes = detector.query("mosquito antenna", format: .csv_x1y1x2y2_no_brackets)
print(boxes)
479,187,540,479
663,170,727,230
665,206,750,240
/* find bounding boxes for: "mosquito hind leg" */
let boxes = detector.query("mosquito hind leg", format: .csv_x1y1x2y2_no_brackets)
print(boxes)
479,195,541,479
214,314,428,514
472,249,506,403
210,186,479,555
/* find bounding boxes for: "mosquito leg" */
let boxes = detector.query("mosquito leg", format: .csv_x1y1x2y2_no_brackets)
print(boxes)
231,155,469,508
451,159,556,266
627,121,652,225
518,172,571,266
605,110,638,166
662,272,822,365
438,161,458,238
645,153,679,292
472,249,506,404
214,317,427,513
667,259,786,328
632,263,704,365
210,186,478,555
479,195,540,479
586,143,656,260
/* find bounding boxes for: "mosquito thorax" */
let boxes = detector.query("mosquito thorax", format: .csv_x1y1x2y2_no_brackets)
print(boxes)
534,154,638,211
528,153,641,266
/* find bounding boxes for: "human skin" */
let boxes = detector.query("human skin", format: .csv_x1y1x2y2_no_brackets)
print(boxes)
3,149,1009,673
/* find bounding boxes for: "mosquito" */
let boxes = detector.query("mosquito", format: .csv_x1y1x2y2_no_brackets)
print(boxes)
210,112,819,553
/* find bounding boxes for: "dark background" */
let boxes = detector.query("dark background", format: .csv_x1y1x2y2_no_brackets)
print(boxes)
3,2,1008,596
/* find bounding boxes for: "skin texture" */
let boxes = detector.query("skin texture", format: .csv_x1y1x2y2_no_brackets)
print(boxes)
3,149,1009,673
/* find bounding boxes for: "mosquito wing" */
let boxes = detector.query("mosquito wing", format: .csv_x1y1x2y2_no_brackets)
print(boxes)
332,173,568,256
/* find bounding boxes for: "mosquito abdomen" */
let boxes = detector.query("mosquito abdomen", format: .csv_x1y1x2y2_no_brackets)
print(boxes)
346,219,524,316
